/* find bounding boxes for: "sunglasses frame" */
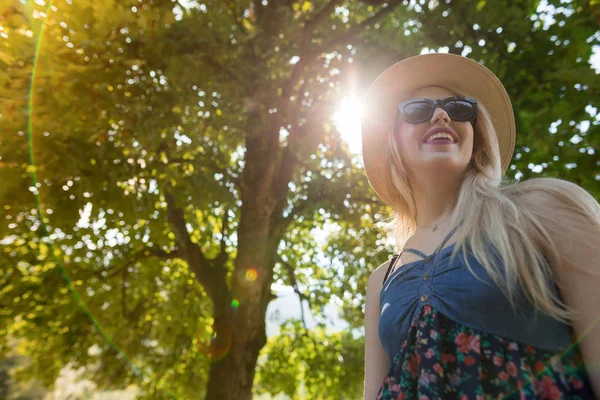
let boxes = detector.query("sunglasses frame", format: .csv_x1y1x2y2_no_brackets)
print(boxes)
397,96,479,124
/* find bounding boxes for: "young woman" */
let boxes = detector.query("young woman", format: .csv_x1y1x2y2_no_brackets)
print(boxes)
361,53,600,399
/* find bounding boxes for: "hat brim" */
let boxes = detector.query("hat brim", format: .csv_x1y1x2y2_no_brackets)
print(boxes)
360,53,516,207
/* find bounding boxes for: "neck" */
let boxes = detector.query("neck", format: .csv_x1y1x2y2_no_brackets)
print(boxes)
411,176,460,228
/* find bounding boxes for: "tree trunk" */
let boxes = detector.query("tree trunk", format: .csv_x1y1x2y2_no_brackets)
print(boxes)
204,311,267,400
204,199,274,400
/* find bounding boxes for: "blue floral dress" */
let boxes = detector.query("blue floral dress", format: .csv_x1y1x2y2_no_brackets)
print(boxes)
377,224,596,400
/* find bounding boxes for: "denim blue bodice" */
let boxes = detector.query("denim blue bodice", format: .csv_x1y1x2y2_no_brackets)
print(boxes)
378,221,574,367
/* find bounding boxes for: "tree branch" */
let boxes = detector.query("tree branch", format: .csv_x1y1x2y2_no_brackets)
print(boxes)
164,186,229,304
200,55,248,88
305,0,345,30
168,155,242,190
100,247,181,280
214,208,230,267
270,99,334,205
223,0,249,35
164,188,194,250
277,254,317,346
319,1,404,52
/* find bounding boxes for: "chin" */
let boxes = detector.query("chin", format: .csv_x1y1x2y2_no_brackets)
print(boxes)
415,158,471,173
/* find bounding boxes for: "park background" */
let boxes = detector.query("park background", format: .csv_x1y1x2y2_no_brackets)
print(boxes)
0,0,599,399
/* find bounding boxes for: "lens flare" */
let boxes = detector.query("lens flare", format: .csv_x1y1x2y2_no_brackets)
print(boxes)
195,321,232,362
245,268,257,282
24,3,181,398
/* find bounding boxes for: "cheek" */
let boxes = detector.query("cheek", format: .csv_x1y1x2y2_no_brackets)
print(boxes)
460,125,475,148
394,123,419,144
468,129,476,149
394,128,417,158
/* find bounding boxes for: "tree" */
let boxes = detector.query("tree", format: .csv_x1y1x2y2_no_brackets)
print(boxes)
0,0,598,399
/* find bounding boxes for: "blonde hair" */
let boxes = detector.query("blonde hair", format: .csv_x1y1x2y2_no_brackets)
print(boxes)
379,91,600,324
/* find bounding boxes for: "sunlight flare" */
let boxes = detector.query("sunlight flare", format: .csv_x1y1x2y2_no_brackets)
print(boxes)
333,96,365,155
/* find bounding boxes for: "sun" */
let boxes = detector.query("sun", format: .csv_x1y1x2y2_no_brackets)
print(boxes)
333,96,365,155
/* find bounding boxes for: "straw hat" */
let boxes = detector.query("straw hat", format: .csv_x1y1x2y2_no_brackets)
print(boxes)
360,53,516,207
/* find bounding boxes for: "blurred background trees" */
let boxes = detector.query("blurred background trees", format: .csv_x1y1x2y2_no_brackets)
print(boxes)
0,0,598,399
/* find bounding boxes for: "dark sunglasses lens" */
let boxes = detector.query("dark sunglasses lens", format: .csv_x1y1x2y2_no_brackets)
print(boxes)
446,100,475,121
404,102,432,122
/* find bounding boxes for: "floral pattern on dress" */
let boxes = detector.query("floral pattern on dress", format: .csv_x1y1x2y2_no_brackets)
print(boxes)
376,305,595,400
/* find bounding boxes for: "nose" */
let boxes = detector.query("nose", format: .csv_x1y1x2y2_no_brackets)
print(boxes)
431,107,451,124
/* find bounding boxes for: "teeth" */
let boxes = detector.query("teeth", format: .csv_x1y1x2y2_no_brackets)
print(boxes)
426,132,456,143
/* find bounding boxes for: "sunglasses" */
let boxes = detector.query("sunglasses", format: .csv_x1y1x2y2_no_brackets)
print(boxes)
397,96,478,124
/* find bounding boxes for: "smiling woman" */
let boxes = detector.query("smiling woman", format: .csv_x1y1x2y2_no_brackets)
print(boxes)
333,96,365,155
361,53,600,400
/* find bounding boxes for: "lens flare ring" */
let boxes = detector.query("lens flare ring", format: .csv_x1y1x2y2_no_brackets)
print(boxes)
25,3,181,398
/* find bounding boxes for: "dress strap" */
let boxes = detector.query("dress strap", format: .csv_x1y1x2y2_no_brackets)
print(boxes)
401,248,428,259
381,218,465,288
382,253,401,287
432,218,464,257
382,249,426,287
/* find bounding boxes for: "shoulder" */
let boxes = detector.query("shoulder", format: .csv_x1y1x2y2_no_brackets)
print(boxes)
367,259,393,292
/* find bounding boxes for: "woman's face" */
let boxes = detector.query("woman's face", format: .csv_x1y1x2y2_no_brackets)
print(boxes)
394,86,475,181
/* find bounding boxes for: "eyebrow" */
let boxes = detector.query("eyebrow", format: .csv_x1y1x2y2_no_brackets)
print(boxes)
409,96,460,100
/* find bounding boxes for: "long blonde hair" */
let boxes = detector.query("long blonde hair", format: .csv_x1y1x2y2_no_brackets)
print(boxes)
379,92,600,324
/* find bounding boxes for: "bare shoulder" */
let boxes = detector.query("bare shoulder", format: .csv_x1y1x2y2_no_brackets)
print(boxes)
367,259,393,291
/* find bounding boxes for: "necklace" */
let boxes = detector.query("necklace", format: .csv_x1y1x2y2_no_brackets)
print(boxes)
417,214,450,232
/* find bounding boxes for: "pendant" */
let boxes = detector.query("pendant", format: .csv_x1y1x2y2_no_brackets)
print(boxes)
432,224,438,232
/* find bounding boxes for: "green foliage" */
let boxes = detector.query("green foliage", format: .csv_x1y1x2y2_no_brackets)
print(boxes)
254,320,364,399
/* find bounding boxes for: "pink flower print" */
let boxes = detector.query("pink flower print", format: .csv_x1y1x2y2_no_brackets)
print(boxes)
419,396,430,400
430,330,438,340
455,332,471,353
517,380,526,400
390,382,401,392
423,305,432,315
398,393,406,400
508,341,519,351
428,371,437,384
464,356,476,367
419,370,431,386
461,395,468,400
499,371,509,382
425,348,435,359
535,376,562,400
506,361,518,377
433,363,443,376
493,355,504,367
449,372,461,387
468,334,481,354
